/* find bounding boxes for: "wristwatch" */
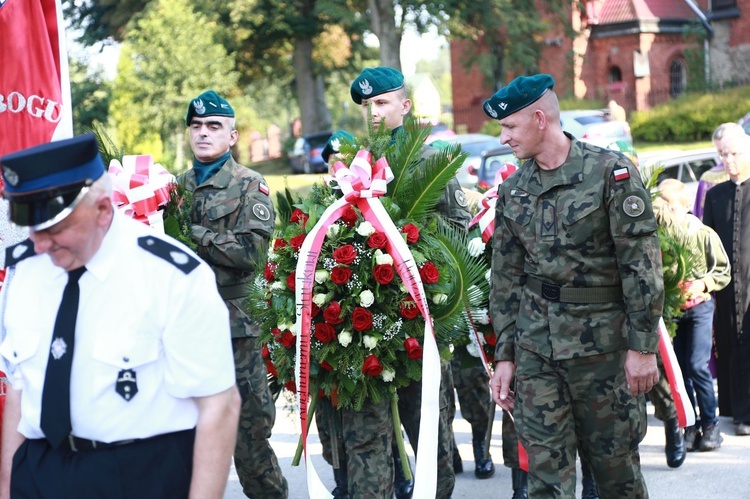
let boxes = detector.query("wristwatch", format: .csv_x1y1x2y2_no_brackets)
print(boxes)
638,350,654,355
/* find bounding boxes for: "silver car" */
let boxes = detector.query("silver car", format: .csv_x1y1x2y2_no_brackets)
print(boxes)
433,133,503,188
560,110,632,147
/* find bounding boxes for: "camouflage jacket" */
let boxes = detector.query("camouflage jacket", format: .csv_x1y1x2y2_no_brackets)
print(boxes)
178,156,275,337
490,136,664,362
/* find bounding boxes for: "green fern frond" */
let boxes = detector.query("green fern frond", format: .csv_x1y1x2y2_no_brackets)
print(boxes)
82,122,123,166
386,118,433,198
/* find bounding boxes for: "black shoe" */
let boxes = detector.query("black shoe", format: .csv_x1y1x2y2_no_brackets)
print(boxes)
453,442,463,474
684,425,702,452
471,438,495,479
331,462,349,499
700,423,723,451
580,459,599,499
664,418,686,468
393,449,414,499
511,468,528,499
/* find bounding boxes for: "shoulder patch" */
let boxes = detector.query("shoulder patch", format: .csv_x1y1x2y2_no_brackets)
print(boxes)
454,189,468,207
137,236,200,274
622,194,646,218
259,183,270,196
613,167,630,182
5,239,35,266
252,203,272,221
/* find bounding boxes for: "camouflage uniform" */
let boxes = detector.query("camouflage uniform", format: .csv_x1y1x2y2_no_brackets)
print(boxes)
490,136,664,498
448,347,493,459
179,156,288,498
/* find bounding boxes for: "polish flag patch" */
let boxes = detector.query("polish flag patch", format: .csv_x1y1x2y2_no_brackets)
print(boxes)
613,167,630,181
259,183,270,196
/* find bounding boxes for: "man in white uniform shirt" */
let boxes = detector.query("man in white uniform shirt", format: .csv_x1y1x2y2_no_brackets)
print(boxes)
0,134,239,499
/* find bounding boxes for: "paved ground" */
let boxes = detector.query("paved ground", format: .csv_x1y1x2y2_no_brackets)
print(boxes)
224,393,750,498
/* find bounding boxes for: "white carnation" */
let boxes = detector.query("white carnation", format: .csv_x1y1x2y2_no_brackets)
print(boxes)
466,341,481,358
338,331,353,347
356,221,376,237
270,281,286,291
471,308,490,325
277,321,292,332
381,369,396,382
315,270,330,284
327,224,341,238
468,237,486,258
363,335,378,350
374,250,393,266
359,290,375,308
313,293,328,307
485,268,492,282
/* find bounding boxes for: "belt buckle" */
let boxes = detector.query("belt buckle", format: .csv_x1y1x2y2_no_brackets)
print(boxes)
541,282,561,301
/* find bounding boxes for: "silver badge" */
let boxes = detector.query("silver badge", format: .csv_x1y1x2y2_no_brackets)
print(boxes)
623,195,645,218
454,189,468,207
3,167,19,187
193,99,206,115
484,103,498,118
50,338,67,360
331,138,341,152
253,203,271,221
359,79,373,96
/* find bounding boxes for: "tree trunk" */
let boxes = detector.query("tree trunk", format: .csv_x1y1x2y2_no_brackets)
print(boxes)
293,37,330,134
367,0,402,71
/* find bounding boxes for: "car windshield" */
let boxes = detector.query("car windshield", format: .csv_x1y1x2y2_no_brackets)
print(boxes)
573,115,608,125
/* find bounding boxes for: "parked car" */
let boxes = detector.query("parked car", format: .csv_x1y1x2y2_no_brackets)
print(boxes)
288,131,333,174
559,109,632,147
639,147,720,205
472,145,518,190
425,122,457,143
435,133,503,188
738,112,750,134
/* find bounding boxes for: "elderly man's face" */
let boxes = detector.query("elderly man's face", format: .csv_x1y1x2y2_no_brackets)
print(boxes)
720,134,750,182
189,116,238,162
360,90,411,131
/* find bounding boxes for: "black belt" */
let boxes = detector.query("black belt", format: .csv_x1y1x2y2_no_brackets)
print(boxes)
219,283,247,300
525,276,623,304
63,435,140,452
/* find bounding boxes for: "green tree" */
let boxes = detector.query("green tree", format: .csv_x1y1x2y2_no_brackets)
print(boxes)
69,58,111,134
109,0,239,169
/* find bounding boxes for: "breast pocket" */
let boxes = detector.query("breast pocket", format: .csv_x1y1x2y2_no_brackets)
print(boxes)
205,196,241,222
0,333,41,388
91,334,160,398
503,199,533,229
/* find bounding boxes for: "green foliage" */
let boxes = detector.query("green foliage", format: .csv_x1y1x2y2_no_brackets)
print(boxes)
82,122,123,166
630,85,750,142
69,58,111,135
163,182,197,251
658,226,695,336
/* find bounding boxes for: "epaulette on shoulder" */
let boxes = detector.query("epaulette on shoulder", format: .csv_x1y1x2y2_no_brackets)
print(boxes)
137,235,200,275
5,239,35,267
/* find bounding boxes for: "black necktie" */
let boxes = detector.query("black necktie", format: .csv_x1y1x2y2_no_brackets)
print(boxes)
40,266,86,448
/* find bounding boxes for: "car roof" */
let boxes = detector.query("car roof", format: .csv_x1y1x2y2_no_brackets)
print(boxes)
640,147,718,166
559,110,606,117
448,133,500,144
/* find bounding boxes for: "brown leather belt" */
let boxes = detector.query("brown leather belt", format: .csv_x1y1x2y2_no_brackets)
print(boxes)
525,276,623,304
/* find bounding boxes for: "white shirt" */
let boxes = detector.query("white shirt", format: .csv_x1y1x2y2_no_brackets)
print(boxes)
0,213,235,442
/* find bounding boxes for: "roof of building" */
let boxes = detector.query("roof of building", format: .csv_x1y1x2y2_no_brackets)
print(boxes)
598,0,698,24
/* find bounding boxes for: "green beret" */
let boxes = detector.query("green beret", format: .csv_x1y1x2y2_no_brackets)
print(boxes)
607,140,638,164
322,130,355,163
482,74,555,120
185,90,234,126
350,67,405,104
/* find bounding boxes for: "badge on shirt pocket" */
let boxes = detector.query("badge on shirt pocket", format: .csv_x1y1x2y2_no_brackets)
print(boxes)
116,369,139,401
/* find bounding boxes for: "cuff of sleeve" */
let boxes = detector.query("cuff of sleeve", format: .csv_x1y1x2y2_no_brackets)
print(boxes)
494,341,515,363
191,225,209,245
628,329,660,353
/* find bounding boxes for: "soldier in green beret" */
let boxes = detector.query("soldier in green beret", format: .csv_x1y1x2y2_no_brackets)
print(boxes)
485,74,664,498
179,90,289,498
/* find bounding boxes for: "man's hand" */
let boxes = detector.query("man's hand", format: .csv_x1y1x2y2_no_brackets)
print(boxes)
625,350,659,397
490,361,516,411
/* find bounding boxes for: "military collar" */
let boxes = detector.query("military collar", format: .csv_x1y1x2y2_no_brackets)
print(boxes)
518,132,585,196
194,156,235,189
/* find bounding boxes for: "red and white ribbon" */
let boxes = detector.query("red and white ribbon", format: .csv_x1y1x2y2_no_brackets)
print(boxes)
108,155,175,233
294,149,441,498
657,317,695,428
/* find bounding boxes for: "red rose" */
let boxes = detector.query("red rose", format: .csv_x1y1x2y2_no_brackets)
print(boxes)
484,332,497,347
324,302,345,325
362,355,383,377
311,303,321,317
351,307,373,331
264,261,276,281
320,361,334,371
419,261,440,284
401,223,420,243
404,337,423,360
314,323,337,343
284,380,297,393
330,266,352,285
399,298,420,320
290,234,306,252
333,244,357,265
290,208,309,225
367,231,388,249
373,264,394,285
271,327,281,337
277,331,295,348
266,360,278,377
286,271,296,291
341,206,358,227
273,238,287,251
261,344,270,359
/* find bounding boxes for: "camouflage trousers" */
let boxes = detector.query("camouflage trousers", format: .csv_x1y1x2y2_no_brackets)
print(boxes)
449,348,493,436
398,359,456,499
514,348,648,499
232,337,288,498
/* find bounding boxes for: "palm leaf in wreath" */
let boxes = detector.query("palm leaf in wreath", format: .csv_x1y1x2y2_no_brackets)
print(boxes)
82,122,123,166
386,117,433,199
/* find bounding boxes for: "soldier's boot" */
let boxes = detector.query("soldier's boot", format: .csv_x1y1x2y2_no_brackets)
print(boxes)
471,428,494,479
664,417,686,467
453,440,464,474
331,463,349,499
393,447,414,499
580,459,599,499
511,468,528,499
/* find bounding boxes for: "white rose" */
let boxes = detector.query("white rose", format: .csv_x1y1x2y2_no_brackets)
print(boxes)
381,369,396,382
468,237,486,258
432,293,448,305
277,321,292,332
359,290,375,308
466,341,481,358
338,331,353,347
374,250,393,266
356,221,376,237
327,224,341,238
315,270,330,284
472,308,490,325
485,268,492,282
363,335,378,350
270,281,286,291
313,293,328,307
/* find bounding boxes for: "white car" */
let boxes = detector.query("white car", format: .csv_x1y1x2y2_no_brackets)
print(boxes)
560,110,632,147
639,148,720,205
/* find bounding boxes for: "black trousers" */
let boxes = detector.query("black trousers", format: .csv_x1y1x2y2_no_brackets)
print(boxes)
11,429,195,499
